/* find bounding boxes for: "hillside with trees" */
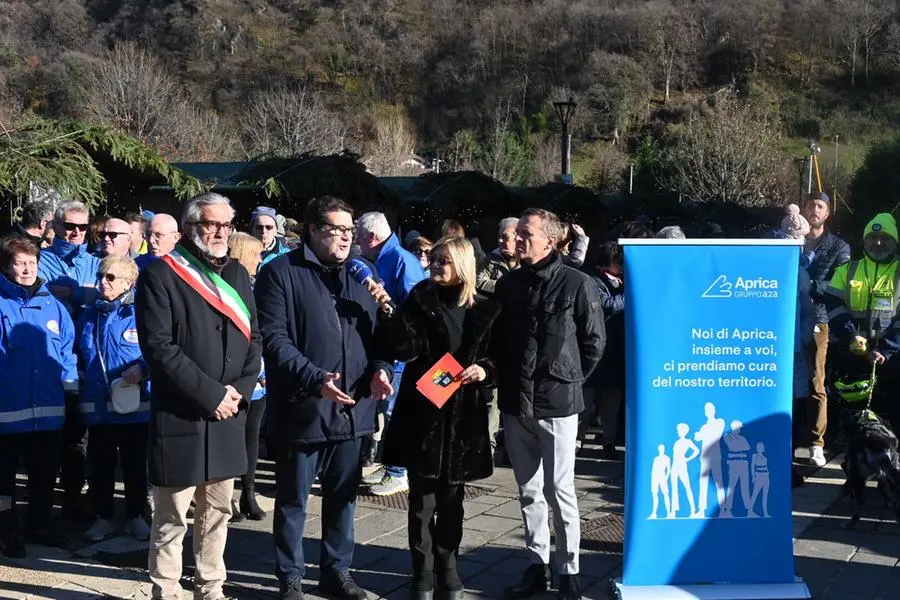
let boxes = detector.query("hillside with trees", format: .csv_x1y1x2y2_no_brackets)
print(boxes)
2,0,900,219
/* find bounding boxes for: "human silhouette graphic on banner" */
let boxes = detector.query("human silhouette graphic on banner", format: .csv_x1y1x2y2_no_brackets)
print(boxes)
694,402,726,515
723,420,752,517
670,423,700,517
649,445,672,519
749,442,771,518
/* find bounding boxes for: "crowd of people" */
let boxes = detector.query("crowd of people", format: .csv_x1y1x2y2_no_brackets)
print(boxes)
0,189,896,600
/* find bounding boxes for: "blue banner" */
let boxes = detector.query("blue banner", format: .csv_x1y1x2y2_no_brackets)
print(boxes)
622,241,800,587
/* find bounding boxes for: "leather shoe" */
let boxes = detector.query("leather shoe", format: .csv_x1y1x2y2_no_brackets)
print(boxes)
503,563,550,599
558,574,582,600
320,570,368,600
411,569,434,600
280,578,304,600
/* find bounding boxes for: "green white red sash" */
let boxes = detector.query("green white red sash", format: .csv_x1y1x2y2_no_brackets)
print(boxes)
162,246,252,342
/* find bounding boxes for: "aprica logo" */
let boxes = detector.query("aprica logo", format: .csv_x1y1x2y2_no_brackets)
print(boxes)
702,275,779,299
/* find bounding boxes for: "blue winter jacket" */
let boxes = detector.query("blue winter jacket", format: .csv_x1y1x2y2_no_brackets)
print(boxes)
76,290,151,426
375,234,427,305
38,238,101,315
134,253,159,271
0,274,78,434
260,237,292,268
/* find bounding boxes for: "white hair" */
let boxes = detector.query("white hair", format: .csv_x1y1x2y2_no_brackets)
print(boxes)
356,211,391,241
656,225,686,239
181,192,235,229
54,201,89,222
498,217,519,232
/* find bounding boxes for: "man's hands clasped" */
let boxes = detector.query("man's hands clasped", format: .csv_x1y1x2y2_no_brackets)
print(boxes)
213,384,243,420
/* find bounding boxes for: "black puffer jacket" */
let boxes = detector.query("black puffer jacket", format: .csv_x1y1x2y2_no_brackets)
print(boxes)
481,252,606,419
806,229,850,324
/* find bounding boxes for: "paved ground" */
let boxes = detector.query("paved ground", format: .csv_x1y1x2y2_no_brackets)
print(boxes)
0,437,898,600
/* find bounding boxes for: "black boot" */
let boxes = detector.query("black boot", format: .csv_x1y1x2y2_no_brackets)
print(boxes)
411,570,434,600
503,563,550,599
0,512,25,559
229,500,245,523
438,569,463,600
558,575,582,600
240,487,266,520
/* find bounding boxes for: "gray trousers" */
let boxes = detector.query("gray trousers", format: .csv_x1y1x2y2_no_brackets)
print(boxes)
503,413,580,574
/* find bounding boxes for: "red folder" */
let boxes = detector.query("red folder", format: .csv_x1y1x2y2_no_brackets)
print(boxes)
415,353,464,408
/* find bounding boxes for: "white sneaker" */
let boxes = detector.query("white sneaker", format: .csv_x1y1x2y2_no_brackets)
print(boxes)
809,446,826,467
362,466,386,486
369,475,409,496
84,518,115,542
125,516,151,541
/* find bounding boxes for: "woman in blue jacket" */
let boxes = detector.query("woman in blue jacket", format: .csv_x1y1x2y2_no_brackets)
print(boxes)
0,235,78,558
76,256,151,542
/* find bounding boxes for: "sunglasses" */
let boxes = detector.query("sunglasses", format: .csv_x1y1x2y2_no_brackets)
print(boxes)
98,272,127,283
429,256,453,267
254,223,276,231
63,222,88,232
101,231,129,240
414,248,431,257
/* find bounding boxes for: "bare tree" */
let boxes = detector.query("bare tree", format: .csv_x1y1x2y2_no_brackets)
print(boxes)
479,98,529,184
663,89,783,207
82,44,184,145
364,105,420,176
529,135,559,185
444,129,478,172
242,84,347,157
835,0,890,86
637,1,700,102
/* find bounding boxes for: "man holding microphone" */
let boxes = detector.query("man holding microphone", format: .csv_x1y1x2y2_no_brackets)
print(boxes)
255,196,394,600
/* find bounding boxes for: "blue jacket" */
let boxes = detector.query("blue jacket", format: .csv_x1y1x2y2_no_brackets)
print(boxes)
76,290,151,425
252,359,266,401
134,253,160,271
38,238,101,315
375,234,427,305
806,229,851,324
260,237,292,268
0,274,78,434
254,244,391,445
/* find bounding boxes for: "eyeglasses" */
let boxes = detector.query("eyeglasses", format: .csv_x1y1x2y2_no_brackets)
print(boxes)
414,248,432,257
148,231,176,240
63,222,88,232
98,272,127,283
429,256,453,267
319,223,357,237
101,231,129,240
254,223,276,231
189,221,233,233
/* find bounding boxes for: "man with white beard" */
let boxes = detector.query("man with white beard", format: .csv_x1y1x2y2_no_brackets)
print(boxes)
136,193,262,600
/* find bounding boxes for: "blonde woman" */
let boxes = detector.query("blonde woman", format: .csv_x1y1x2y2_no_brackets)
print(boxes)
374,236,500,600
229,232,267,519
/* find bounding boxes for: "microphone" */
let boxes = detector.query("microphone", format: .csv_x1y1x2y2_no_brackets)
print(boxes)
347,258,397,315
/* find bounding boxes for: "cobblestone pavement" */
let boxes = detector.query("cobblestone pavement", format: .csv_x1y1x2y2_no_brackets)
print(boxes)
0,440,898,600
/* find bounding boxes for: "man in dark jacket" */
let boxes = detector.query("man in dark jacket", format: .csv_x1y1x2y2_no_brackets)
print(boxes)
255,196,393,600
136,192,262,600
475,208,605,600
6,200,52,246
803,191,850,465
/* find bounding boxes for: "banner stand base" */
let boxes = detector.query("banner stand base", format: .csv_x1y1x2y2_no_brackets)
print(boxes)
610,577,812,600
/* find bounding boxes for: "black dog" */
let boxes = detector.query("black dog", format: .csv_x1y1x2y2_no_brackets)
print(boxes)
840,408,900,528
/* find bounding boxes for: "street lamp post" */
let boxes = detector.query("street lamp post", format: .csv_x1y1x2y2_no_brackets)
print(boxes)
553,97,577,184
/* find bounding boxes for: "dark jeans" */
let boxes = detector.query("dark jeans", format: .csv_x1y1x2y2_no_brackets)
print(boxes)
242,398,266,490
0,430,62,538
87,423,148,519
273,436,363,585
408,476,465,574
61,395,87,504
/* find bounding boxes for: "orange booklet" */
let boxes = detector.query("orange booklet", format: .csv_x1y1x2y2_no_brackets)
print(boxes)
415,353,464,408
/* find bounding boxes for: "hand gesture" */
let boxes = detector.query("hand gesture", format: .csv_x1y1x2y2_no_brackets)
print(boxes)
571,223,585,237
458,364,486,385
213,385,242,420
370,369,394,401
320,372,355,406
121,364,143,385
869,350,886,366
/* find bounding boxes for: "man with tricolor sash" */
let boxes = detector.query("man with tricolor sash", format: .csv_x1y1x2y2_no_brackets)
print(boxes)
136,192,262,600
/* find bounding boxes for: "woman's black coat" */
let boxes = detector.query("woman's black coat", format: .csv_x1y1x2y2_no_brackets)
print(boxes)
377,281,500,484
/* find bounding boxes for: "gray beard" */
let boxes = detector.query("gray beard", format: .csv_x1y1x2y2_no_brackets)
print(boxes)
190,230,228,259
